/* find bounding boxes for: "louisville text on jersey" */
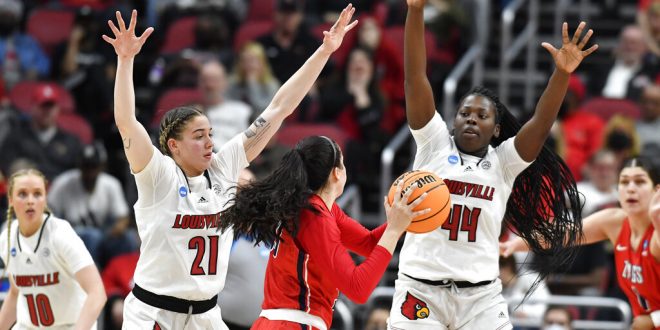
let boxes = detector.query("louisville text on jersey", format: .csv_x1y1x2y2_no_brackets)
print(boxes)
443,179,495,201
14,272,60,287
172,212,221,229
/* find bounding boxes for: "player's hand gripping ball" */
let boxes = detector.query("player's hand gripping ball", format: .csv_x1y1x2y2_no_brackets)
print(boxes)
388,170,451,233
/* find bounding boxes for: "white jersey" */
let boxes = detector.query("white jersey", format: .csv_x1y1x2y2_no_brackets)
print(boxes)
399,112,531,283
0,215,94,329
132,135,248,300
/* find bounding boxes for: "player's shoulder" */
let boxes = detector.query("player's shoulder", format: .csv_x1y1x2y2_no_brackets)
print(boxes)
45,215,77,235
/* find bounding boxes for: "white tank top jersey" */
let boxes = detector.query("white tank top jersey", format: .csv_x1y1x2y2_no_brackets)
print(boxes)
0,215,94,329
132,135,248,301
399,112,532,283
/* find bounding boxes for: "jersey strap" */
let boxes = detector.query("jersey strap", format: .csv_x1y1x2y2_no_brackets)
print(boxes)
132,284,217,314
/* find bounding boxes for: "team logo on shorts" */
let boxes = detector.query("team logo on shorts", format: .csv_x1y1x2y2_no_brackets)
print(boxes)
179,186,188,197
448,155,459,165
401,291,430,320
480,160,491,170
10,247,16,257
41,247,50,258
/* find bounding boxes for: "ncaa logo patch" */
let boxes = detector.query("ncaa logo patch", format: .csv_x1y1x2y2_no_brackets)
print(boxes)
481,160,491,170
448,155,459,165
213,184,222,196
41,247,50,258
10,247,16,257
179,186,188,197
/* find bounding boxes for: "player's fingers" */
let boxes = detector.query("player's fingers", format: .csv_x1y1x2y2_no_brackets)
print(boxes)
108,20,120,37
577,29,593,49
138,27,154,43
101,35,115,45
128,9,137,33
412,208,431,217
116,11,126,31
561,22,569,44
582,44,599,57
541,42,557,56
345,19,359,32
409,192,428,208
571,21,586,44
383,196,392,213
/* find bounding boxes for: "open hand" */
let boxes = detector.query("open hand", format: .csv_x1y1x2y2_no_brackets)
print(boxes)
542,22,598,74
383,181,430,234
406,0,427,9
102,10,154,59
321,4,358,54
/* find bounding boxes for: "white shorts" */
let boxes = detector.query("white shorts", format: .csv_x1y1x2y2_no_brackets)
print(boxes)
12,322,97,330
388,276,512,330
122,292,228,330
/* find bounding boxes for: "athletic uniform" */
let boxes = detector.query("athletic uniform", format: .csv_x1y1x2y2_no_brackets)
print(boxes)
614,218,660,317
0,214,95,329
123,135,248,329
389,112,531,330
253,194,391,330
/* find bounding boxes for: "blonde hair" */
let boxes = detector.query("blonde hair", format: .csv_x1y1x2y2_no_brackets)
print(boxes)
233,42,277,85
4,169,48,277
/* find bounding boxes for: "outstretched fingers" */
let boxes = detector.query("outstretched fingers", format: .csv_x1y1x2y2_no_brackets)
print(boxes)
127,9,138,34
116,11,127,31
582,44,599,58
107,20,120,38
570,21,586,44
139,27,154,44
577,28,593,49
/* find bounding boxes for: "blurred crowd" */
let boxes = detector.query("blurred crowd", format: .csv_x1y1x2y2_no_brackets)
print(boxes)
0,0,658,329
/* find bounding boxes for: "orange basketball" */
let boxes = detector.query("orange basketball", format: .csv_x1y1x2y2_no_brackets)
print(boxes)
387,170,451,234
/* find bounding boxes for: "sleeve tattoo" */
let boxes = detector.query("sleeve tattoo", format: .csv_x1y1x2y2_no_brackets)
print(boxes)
243,116,271,149
123,137,131,150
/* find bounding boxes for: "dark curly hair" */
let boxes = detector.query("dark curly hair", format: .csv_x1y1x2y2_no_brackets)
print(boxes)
219,136,342,247
462,86,583,280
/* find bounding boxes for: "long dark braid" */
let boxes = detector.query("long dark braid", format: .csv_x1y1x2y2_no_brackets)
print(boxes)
219,136,341,247
465,86,583,278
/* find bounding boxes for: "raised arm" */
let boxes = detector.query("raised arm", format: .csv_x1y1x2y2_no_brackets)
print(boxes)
241,5,358,162
404,0,437,129
102,10,154,173
500,208,625,257
514,22,598,162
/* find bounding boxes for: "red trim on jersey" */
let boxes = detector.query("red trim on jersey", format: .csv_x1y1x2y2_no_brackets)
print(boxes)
262,195,391,328
614,218,660,317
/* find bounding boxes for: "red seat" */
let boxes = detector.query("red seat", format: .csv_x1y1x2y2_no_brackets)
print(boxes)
160,16,197,54
233,21,274,51
581,97,641,121
382,26,453,65
56,112,93,144
246,0,276,22
151,88,203,128
27,9,75,55
9,81,75,114
277,124,348,151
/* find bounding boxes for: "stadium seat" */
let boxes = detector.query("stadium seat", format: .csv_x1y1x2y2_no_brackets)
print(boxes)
581,97,641,121
160,16,197,54
151,88,203,128
246,0,276,22
9,81,75,114
383,26,454,65
27,9,75,55
277,123,348,151
233,21,274,51
56,112,93,144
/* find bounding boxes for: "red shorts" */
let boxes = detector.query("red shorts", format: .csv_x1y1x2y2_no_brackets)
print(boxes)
251,317,322,330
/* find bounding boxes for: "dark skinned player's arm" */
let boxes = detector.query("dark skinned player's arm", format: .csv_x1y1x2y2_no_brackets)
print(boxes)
404,2,437,130
514,22,597,162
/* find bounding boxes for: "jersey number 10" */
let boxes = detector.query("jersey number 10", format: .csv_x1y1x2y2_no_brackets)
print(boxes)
25,294,54,327
189,235,219,275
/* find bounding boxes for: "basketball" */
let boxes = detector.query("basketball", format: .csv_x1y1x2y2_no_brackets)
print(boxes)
387,170,451,234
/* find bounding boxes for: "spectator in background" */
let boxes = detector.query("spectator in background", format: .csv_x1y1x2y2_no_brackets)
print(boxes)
257,0,320,87
556,75,605,181
541,306,574,330
603,114,641,165
353,15,405,112
48,142,138,266
0,0,50,89
577,150,620,217
52,6,115,140
227,42,280,120
499,255,550,323
192,12,235,68
318,47,392,211
363,296,391,330
587,25,646,99
0,82,81,180
637,84,660,149
198,60,252,148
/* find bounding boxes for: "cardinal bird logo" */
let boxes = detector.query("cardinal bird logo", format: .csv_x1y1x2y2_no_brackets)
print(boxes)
401,291,430,320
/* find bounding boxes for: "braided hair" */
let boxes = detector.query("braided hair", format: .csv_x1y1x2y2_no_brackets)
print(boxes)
158,106,205,156
3,169,50,277
462,86,583,278
219,136,342,247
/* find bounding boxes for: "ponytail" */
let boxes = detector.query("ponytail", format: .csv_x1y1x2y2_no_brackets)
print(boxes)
219,136,340,247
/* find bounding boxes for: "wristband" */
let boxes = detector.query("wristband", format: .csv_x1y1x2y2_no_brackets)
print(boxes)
651,310,660,328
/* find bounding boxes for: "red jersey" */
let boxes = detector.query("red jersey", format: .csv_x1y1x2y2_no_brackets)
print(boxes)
614,219,660,317
261,195,391,328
